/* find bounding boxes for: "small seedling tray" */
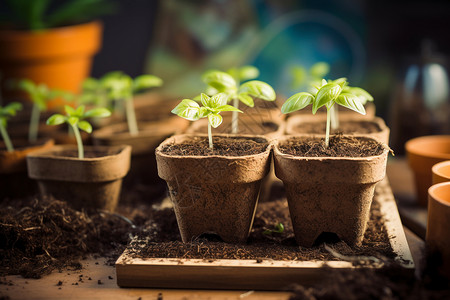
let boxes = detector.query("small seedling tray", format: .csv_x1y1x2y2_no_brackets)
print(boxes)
115,178,414,290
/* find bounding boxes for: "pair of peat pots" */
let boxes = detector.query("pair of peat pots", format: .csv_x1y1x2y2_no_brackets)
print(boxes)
155,131,390,247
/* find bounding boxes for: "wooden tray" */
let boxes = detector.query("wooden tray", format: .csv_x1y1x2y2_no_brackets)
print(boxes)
115,178,414,290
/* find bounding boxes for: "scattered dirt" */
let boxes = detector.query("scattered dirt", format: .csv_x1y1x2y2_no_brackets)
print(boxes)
159,136,269,156
278,135,386,157
293,120,382,134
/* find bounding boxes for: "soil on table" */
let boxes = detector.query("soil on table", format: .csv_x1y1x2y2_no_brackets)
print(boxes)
293,120,382,134
159,136,269,156
278,135,386,157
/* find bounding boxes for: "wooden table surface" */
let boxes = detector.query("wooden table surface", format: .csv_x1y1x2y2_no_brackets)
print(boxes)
1,157,426,300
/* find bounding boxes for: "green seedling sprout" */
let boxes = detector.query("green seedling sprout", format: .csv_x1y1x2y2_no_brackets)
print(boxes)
0,102,23,152
46,105,111,159
281,78,368,148
291,62,330,92
202,66,276,134
263,222,285,236
101,72,163,136
172,93,242,149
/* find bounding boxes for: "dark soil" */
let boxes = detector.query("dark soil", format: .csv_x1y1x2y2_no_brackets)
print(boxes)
293,120,382,134
279,135,385,157
194,120,279,135
159,136,269,156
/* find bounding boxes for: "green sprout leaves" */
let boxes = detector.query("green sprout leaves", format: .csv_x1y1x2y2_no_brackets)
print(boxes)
0,102,23,152
47,105,111,159
263,223,285,236
281,92,314,114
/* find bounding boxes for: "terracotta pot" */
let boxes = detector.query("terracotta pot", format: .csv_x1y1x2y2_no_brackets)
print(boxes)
0,139,54,199
27,145,131,211
285,115,390,144
405,135,450,207
432,160,450,185
426,182,450,279
91,117,186,188
156,134,272,243
273,135,389,247
0,21,103,108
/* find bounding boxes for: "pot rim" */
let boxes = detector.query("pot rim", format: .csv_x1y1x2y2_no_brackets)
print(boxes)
429,182,450,207
273,135,389,161
405,135,450,159
0,20,102,35
156,134,272,160
432,160,450,180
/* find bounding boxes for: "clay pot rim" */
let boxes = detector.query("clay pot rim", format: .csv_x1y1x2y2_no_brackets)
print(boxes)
0,20,102,36
405,135,450,160
429,182,450,207
432,160,450,180
156,134,272,159
273,135,389,161
27,144,131,162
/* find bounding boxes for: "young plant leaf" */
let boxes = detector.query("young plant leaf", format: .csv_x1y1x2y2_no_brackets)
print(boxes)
202,71,237,92
335,92,366,114
133,75,163,92
171,99,200,121
201,93,228,109
345,86,373,105
64,105,76,116
309,62,330,78
74,105,85,117
281,92,314,114
67,116,78,126
208,113,223,128
46,114,66,126
239,81,276,101
238,65,259,82
312,83,342,114
216,105,243,112
237,93,254,107
83,107,111,118
77,120,92,133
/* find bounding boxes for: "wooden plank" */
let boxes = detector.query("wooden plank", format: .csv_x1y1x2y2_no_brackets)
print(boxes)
116,178,415,290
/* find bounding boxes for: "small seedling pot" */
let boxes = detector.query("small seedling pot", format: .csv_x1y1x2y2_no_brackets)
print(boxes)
273,135,389,247
405,135,450,207
432,160,450,185
426,182,450,280
0,138,54,200
155,134,272,243
285,114,390,144
27,144,131,211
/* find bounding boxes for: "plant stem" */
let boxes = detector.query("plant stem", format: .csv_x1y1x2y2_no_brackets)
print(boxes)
208,122,213,149
125,97,138,135
71,124,84,159
231,97,239,134
0,122,14,152
29,103,40,143
330,104,339,130
325,108,331,148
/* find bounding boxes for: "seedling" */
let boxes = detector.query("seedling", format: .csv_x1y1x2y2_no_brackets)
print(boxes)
202,66,276,133
263,222,285,235
291,62,330,92
281,78,368,147
0,102,23,152
172,93,242,149
47,105,111,159
101,72,163,135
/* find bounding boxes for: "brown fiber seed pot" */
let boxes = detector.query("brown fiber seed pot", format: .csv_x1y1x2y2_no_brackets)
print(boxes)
156,134,272,243
274,136,389,247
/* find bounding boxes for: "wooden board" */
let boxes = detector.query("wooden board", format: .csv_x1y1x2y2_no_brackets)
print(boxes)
115,178,415,290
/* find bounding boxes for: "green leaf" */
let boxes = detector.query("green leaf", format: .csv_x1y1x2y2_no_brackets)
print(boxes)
202,71,237,92
237,93,254,107
46,114,66,126
335,92,366,115
75,105,85,116
238,65,259,81
346,87,373,105
67,116,78,126
171,99,200,121
208,113,223,128
64,105,76,116
82,77,100,91
77,120,92,133
0,118,6,128
3,102,23,116
17,79,36,94
331,77,347,89
133,75,163,92
291,66,307,88
239,81,276,101
281,92,314,114
309,62,330,78
198,107,210,118
312,83,342,114
216,105,243,113
84,108,111,118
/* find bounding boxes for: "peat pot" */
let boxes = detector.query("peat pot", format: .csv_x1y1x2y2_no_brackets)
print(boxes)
27,145,131,211
0,139,54,200
155,134,272,243
274,135,389,247
405,135,450,207
426,182,450,280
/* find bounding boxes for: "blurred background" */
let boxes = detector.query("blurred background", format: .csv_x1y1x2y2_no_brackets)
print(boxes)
1,0,449,154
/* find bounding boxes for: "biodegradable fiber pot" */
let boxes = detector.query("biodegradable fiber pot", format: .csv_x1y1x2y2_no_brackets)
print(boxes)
155,134,272,243
405,135,450,207
426,182,450,279
27,145,131,211
274,136,389,247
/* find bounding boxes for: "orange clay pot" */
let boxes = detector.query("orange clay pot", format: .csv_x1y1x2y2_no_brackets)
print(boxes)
0,21,103,108
426,182,450,280
432,160,450,185
405,136,450,207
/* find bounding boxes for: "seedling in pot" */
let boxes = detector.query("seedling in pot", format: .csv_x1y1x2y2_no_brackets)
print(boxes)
171,93,242,149
0,102,23,152
101,72,163,135
291,62,330,93
263,222,285,236
202,66,276,133
47,105,111,159
281,78,369,147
